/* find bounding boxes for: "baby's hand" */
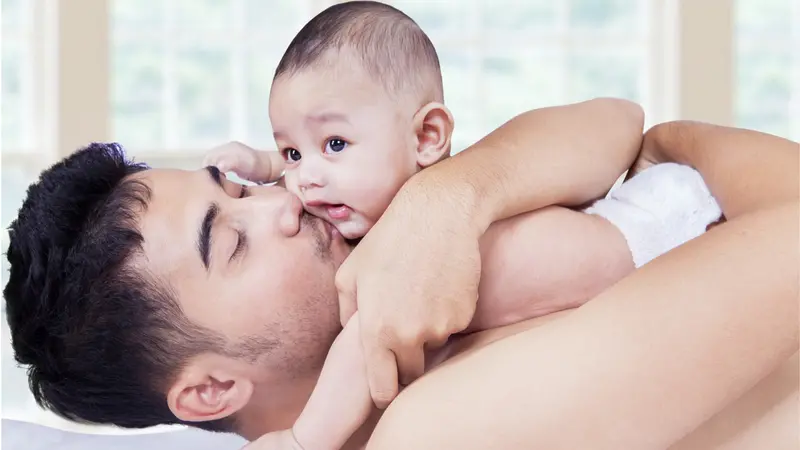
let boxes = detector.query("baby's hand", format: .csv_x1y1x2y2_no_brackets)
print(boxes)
291,313,373,450
203,141,285,183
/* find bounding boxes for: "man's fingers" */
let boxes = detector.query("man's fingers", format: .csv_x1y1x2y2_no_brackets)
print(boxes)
395,345,426,387
364,344,399,409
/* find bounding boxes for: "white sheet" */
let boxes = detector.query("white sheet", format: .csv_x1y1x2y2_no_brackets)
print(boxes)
1,419,247,450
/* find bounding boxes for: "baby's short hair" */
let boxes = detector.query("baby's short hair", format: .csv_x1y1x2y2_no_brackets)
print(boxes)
275,1,443,103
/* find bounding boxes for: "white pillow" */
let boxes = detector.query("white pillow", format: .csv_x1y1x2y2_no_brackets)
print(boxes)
1,419,247,450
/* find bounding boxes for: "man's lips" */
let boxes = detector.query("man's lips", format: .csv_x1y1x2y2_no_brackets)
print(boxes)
302,211,341,245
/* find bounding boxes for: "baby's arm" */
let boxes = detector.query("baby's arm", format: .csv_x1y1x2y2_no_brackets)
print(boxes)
243,315,372,450
471,163,722,332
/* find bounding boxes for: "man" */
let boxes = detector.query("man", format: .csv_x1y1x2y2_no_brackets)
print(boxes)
4,99,644,445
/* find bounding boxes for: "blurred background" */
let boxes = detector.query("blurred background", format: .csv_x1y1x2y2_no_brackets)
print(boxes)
1,0,798,434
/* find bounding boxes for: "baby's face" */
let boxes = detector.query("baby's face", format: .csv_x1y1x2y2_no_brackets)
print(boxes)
269,65,419,239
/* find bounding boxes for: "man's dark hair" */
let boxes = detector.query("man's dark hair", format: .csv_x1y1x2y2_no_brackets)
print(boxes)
4,143,233,432
275,1,443,101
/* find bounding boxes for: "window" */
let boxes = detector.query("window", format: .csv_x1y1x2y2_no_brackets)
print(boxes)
110,0,663,157
2,0,41,250
391,0,660,151
111,0,327,157
735,0,799,140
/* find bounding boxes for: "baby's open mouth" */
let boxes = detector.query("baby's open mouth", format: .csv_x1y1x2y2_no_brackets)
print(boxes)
325,204,351,220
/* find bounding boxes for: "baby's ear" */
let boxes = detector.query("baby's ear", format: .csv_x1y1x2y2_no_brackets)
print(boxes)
412,102,454,168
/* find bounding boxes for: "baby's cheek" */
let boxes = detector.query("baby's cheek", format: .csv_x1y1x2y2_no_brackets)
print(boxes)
359,191,394,223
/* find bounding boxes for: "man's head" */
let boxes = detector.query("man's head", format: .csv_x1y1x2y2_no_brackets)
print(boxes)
5,143,351,435
270,1,454,239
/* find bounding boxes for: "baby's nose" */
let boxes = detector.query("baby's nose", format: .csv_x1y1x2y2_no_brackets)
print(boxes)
295,154,327,190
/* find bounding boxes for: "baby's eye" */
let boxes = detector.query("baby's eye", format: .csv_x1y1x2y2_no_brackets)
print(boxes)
325,138,348,153
283,149,301,163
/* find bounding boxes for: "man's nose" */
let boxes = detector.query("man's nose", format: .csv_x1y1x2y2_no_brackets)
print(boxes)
240,185,303,237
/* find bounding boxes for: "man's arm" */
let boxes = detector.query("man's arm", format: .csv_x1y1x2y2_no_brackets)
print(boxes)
336,98,646,408
638,120,798,220
365,123,799,449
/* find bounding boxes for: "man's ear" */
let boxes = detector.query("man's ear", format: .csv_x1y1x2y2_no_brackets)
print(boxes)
166,356,254,423
412,102,454,168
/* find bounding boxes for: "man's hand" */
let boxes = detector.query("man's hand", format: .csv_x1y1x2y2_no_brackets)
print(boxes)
336,181,482,409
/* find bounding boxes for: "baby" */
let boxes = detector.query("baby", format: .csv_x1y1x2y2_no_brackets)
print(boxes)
204,2,722,449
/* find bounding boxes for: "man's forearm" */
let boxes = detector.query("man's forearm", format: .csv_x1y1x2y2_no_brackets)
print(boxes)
643,121,799,220
411,98,645,233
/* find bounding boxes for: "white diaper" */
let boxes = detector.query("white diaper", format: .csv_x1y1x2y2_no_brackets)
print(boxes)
583,163,723,268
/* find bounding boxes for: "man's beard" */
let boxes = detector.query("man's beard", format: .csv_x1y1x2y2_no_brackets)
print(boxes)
301,211,332,260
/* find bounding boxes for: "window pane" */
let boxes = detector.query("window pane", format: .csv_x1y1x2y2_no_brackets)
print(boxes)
439,48,480,152
1,165,36,233
245,0,307,35
173,0,232,31
568,0,640,30
246,47,282,149
390,0,468,38
735,0,797,140
111,0,164,30
111,0,312,153
111,39,165,148
1,0,28,33
2,0,33,153
174,44,232,148
566,48,643,103
2,166,41,320
484,49,564,130
481,0,557,31
736,0,792,37
2,42,24,150
736,46,793,138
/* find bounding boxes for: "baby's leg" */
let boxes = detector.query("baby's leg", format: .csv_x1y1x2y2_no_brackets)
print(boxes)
471,163,722,332
473,206,635,331
584,163,722,268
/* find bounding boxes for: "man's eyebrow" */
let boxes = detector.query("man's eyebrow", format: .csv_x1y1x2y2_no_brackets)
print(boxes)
205,165,224,189
198,167,225,270
198,203,219,270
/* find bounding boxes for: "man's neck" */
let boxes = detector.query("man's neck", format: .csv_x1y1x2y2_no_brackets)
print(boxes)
236,374,319,441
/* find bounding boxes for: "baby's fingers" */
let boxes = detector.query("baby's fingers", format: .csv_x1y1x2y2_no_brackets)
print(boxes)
206,155,235,173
